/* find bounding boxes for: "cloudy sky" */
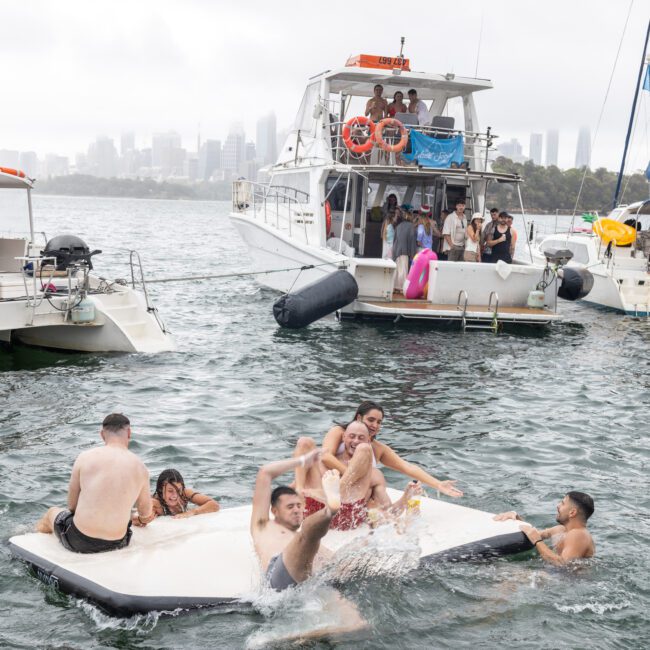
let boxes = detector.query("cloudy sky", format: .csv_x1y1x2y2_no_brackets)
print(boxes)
1,0,649,171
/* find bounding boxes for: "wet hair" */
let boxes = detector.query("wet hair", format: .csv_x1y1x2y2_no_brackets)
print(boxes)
154,468,187,507
393,91,404,100
271,486,298,507
102,413,130,434
567,491,594,521
408,88,417,96
354,400,385,420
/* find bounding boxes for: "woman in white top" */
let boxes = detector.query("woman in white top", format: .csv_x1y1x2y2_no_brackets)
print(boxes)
464,213,484,262
381,213,395,259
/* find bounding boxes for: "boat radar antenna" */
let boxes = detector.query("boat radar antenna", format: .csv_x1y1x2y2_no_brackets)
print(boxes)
398,37,405,61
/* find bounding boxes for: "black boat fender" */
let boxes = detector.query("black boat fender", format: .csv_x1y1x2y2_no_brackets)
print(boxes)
273,269,359,328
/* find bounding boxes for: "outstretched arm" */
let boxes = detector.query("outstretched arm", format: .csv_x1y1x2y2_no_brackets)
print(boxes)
250,450,320,532
173,490,219,519
376,444,463,497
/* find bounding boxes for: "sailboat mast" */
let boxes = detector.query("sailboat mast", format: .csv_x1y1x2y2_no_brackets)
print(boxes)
613,20,650,208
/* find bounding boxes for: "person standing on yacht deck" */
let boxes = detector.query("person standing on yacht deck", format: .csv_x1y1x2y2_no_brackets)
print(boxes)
387,91,407,118
392,209,417,291
365,84,388,122
464,213,483,262
36,413,154,553
481,207,499,263
505,213,518,258
486,211,513,264
442,199,468,261
407,89,429,125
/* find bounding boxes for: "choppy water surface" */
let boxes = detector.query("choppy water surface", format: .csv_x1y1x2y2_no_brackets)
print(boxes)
1,196,649,649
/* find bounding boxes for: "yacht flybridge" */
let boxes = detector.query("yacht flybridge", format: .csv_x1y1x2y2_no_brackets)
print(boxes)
0,169,174,352
231,53,578,329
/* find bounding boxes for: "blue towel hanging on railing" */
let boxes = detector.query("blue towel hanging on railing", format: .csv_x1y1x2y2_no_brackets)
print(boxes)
402,130,464,168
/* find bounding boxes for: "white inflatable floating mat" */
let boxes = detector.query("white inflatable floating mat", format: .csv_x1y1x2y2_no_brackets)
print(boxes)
10,489,532,616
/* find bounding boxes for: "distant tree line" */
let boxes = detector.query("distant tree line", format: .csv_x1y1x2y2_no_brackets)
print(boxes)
34,175,233,201
487,157,649,213
34,160,649,212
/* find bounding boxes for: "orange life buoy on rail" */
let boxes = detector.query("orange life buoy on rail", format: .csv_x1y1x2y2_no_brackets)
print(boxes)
374,118,409,152
342,116,376,154
0,167,26,178
325,200,332,235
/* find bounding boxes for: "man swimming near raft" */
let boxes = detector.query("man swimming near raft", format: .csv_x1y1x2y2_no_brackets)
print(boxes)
36,413,154,553
494,491,595,565
297,421,422,530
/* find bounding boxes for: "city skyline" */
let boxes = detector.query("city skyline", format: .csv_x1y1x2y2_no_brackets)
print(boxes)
1,1,648,174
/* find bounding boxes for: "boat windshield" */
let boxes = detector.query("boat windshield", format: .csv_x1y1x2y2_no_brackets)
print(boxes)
0,189,30,238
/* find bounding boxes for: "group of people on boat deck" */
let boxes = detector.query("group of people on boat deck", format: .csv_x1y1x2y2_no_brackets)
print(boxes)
381,196,519,289
35,405,594,595
365,85,428,125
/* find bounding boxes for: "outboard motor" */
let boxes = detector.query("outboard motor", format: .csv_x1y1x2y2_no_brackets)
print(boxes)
273,269,359,328
558,267,594,301
42,234,101,271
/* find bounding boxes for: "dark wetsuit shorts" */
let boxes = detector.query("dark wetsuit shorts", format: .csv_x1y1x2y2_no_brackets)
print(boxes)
53,510,132,554
266,553,298,591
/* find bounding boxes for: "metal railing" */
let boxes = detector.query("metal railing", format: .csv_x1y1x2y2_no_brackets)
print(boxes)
232,179,313,245
326,117,496,170
128,249,167,334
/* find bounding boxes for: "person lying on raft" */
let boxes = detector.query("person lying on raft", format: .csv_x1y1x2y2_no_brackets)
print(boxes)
297,421,423,531
132,469,219,524
295,400,462,499
36,413,154,553
494,491,595,565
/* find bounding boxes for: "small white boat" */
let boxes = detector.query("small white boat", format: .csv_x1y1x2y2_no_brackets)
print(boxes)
525,201,650,316
230,51,572,330
10,488,531,617
0,168,174,352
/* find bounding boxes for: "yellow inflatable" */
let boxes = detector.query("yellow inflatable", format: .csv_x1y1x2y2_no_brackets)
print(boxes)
592,218,636,246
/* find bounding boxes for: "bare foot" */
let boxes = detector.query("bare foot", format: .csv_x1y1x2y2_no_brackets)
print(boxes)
321,470,341,513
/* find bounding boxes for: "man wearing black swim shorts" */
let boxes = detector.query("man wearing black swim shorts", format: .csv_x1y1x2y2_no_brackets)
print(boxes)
36,413,154,554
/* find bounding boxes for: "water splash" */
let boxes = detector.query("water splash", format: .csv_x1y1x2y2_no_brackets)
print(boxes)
554,601,631,615
73,598,172,633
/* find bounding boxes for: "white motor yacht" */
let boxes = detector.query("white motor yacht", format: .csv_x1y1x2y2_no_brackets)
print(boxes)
525,201,650,316
0,168,175,352
230,52,574,330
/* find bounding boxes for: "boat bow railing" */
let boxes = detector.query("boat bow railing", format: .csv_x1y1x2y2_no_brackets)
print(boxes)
232,180,313,244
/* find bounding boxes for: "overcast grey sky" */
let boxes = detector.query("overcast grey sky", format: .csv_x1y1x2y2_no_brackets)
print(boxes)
1,0,649,171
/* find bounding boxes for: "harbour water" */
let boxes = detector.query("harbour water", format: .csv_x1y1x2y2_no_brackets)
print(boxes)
1,195,649,648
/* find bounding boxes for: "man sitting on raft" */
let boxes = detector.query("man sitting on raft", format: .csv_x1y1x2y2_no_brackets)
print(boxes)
36,413,154,553
132,468,219,524
494,491,595,565
295,400,462,500
297,421,423,530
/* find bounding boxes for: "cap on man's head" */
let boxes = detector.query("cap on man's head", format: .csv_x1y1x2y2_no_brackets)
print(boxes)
499,211,510,218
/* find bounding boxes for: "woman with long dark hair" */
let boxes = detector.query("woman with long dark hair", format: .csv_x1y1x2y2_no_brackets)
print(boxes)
133,469,219,523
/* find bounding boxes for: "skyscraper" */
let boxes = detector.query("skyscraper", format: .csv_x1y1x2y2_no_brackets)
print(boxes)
152,131,184,177
545,130,559,167
497,138,526,163
87,136,118,177
256,112,277,166
19,151,38,177
222,123,246,176
121,132,135,156
198,140,221,181
529,133,543,165
575,127,591,169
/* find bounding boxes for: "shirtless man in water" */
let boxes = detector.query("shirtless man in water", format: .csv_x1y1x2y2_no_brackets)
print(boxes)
365,84,388,122
297,421,421,530
494,491,595,565
36,413,154,553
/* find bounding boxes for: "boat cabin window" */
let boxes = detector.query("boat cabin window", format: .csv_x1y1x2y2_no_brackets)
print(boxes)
294,82,320,134
0,189,30,238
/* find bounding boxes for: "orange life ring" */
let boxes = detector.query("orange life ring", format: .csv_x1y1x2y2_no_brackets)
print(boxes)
325,200,332,235
0,167,26,178
374,118,409,152
342,116,376,154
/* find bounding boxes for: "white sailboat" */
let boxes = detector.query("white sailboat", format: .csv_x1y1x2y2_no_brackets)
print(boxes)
0,168,174,352
230,51,574,330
